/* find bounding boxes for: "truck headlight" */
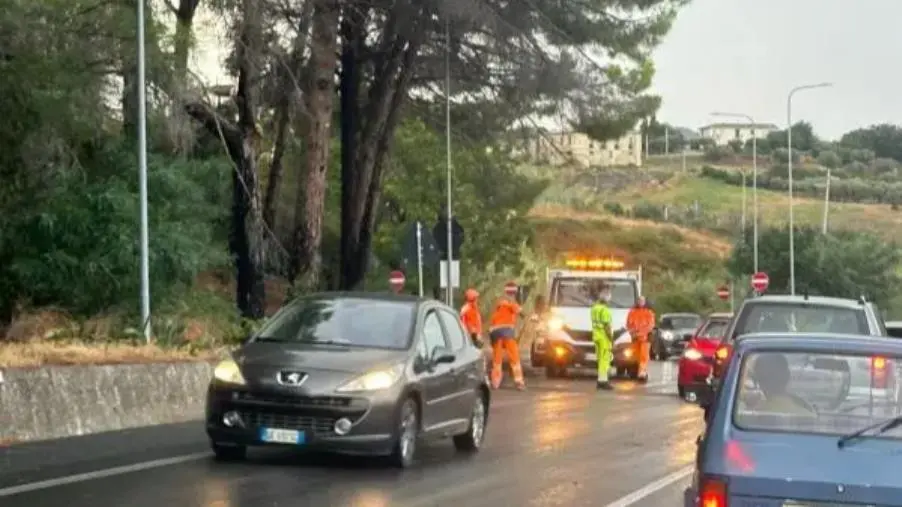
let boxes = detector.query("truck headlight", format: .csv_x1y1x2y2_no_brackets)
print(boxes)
661,331,674,341
547,317,564,331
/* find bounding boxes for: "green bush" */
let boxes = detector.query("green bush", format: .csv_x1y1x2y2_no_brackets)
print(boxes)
0,142,230,318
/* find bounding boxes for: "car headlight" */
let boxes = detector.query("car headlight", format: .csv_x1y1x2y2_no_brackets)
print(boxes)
213,358,246,385
336,363,405,393
683,348,703,361
661,331,674,341
622,348,633,358
547,317,564,331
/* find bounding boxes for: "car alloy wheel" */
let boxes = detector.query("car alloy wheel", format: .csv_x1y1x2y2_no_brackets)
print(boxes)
393,398,418,468
454,393,487,451
470,397,486,446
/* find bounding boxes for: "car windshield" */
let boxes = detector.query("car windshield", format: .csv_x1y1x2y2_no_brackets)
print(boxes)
551,277,637,309
698,319,729,339
664,316,701,329
733,302,868,338
732,350,902,438
253,297,415,349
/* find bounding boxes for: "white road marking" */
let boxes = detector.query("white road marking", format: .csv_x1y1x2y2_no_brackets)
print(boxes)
603,466,693,507
0,452,211,497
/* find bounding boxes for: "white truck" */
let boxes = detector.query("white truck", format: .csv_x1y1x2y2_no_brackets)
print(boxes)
530,258,643,378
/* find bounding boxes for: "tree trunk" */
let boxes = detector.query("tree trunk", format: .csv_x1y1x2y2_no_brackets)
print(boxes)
290,0,340,290
263,0,314,231
338,3,425,289
185,0,266,319
168,0,202,154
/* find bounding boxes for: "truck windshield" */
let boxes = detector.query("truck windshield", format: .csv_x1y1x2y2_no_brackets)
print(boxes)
551,277,637,309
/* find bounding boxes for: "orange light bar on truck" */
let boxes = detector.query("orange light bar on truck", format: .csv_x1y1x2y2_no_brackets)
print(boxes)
564,258,625,270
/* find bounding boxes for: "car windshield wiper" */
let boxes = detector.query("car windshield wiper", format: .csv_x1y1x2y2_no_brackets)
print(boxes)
837,415,902,449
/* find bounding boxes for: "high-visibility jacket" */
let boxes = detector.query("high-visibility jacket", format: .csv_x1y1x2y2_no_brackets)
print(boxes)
626,306,656,339
460,302,483,335
591,302,613,345
489,299,521,331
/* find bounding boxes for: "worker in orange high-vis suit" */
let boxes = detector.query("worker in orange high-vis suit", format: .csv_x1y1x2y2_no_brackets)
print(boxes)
626,296,656,382
460,288,484,347
488,282,526,390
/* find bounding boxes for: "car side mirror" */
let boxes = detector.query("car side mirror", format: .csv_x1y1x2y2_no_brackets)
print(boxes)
432,347,456,365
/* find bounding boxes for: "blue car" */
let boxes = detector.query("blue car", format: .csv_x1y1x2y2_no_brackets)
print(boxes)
687,333,902,507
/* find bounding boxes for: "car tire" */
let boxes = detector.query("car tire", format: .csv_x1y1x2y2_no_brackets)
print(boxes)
659,351,669,361
545,365,564,378
388,397,419,469
453,391,488,452
530,346,544,368
211,442,246,461
677,385,686,398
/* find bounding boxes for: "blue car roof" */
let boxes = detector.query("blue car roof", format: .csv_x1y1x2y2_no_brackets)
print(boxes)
734,332,902,356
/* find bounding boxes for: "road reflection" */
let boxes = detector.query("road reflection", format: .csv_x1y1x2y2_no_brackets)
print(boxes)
346,489,390,507
198,474,234,507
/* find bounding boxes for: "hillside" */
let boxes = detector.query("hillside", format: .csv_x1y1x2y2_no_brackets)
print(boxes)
612,172,902,240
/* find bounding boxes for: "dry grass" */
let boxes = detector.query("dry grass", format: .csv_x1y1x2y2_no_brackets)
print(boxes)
530,204,733,259
0,341,220,369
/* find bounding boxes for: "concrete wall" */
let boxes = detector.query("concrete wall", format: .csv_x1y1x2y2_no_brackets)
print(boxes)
0,362,212,444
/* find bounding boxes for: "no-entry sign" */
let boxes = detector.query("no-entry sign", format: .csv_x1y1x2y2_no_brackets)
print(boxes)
716,285,730,300
751,272,769,293
389,270,405,293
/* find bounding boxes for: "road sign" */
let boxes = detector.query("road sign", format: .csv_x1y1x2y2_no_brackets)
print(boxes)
401,221,439,269
439,260,460,289
433,216,464,259
504,281,518,296
389,270,405,293
751,272,769,293
716,285,730,301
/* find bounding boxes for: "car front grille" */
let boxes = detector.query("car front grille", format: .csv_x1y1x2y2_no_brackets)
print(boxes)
237,410,337,435
232,392,353,408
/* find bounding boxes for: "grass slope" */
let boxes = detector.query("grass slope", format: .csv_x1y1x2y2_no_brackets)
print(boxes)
613,173,902,240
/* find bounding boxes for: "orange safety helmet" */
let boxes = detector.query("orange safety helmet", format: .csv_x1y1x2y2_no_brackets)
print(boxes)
465,288,479,301
503,281,518,296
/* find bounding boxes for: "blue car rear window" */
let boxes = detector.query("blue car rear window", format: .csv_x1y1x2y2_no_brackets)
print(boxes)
732,350,902,439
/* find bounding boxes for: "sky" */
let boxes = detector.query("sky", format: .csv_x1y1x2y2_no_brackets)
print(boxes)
652,0,902,140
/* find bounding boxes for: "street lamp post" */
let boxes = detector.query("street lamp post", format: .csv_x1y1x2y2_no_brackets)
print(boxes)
787,83,832,295
444,17,454,306
137,0,151,342
712,112,758,272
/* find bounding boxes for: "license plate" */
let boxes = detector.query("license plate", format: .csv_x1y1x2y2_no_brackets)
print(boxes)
585,353,597,361
260,428,305,445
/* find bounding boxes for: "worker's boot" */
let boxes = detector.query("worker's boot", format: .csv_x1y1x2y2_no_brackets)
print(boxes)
596,380,613,390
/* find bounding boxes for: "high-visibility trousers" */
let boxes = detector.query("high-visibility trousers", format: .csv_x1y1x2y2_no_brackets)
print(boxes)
635,334,651,376
595,340,613,382
490,338,524,388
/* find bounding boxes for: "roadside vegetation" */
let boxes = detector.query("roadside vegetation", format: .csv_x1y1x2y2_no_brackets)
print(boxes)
1,0,686,366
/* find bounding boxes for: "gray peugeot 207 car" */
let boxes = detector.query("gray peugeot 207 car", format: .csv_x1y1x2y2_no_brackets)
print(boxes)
205,292,491,468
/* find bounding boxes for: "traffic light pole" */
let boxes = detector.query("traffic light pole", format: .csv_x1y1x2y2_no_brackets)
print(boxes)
444,17,454,307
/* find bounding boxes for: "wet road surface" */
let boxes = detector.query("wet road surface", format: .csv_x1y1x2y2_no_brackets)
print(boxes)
1,361,698,507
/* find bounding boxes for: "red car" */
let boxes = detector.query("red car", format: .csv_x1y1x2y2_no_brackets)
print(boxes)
677,312,733,400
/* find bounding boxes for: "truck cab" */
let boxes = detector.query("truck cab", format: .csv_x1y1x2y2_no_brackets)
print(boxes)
530,258,641,377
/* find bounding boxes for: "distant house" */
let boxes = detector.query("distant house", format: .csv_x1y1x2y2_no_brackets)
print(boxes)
516,130,642,168
698,122,778,147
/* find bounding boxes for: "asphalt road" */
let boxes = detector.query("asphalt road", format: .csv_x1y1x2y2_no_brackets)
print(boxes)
0,361,698,507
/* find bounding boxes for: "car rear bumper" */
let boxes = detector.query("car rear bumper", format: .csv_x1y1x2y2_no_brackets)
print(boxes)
678,358,712,388
205,384,400,456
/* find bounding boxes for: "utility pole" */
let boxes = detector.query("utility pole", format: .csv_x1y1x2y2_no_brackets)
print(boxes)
444,17,454,307
822,168,831,234
787,82,832,295
137,0,151,342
